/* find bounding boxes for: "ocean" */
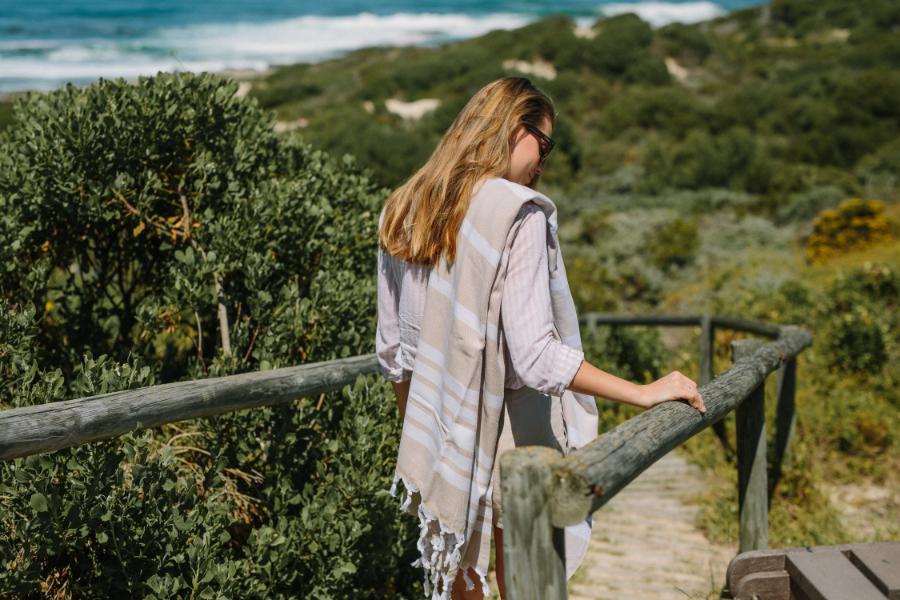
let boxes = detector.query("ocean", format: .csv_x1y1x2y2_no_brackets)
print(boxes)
0,0,763,93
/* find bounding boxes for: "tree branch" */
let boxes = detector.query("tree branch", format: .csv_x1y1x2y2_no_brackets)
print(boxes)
180,193,231,356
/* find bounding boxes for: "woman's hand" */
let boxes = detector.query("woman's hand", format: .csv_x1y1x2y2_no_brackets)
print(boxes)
639,371,705,414
568,360,705,414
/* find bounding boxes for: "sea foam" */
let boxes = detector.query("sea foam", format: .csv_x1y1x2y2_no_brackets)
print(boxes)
600,1,727,27
0,3,738,93
0,12,529,92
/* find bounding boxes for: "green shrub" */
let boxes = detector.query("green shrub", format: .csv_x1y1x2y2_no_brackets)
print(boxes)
0,100,12,132
250,64,321,109
623,53,672,86
642,127,764,191
823,305,889,373
657,23,713,65
0,360,418,598
774,186,846,224
712,83,782,133
586,14,654,77
770,0,820,28
775,69,900,168
805,199,892,262
509,16,580,65
0,73,385,378
582,324,666,431
0,73,420,598
598,86,709,139
855,139,900,201
648,217,698,271
820,262,898,374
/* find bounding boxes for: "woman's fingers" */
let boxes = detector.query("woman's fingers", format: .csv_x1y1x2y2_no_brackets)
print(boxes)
647,371,705,414
690,390,706,414
675,372,705,414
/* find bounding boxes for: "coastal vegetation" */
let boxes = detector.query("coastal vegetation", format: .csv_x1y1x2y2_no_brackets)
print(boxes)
1,0,897,596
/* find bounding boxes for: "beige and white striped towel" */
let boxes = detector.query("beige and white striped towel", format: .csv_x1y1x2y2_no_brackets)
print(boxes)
391,177,598,598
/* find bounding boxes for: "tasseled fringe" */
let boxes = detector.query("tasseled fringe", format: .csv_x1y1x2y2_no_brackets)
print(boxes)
473,566,490,597
390,474,491,600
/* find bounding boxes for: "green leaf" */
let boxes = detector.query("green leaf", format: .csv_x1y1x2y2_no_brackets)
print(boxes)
29,492,48,513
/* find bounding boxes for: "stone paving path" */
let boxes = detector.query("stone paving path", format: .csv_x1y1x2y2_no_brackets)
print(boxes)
566,452,737,600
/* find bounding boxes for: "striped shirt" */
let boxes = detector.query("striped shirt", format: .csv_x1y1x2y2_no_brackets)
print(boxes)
376,201,584,397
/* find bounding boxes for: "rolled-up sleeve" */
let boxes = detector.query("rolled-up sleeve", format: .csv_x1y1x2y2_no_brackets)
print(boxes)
376,245,408,382
501,203,584,396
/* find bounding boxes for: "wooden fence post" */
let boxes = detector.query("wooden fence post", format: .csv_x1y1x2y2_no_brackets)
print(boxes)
700,314,714,387
732,339,768,552
701,314,731,452
501,446,567,600
770,356,797,505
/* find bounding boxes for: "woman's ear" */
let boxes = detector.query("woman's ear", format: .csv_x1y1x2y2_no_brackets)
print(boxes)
509,124,526,150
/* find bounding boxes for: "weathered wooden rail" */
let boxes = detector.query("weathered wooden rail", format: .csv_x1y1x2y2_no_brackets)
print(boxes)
0,355,380,461
1,313,809,600
500,315,812,599
1,313,779,463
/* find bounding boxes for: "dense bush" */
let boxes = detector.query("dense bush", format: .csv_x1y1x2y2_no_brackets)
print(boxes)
586,14,654,76
823,305,889,373
0,73,422,599
597,86,708,139
774,186,846,224
0,345,417,598
648,217,698,271
642,128,750,191
822,262,898,374
657,22,713,66
582,324,666,432
804,198,893,262
0,73,384,379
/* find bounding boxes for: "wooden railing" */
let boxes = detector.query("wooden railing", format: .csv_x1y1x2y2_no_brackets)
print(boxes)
0,314,810,600
499,315,811,599
0,355,380,460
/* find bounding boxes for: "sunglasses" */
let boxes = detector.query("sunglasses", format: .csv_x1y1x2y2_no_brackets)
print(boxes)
523,123,555,164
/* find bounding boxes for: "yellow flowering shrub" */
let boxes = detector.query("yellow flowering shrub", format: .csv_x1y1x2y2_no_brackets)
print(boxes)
805,198,892,262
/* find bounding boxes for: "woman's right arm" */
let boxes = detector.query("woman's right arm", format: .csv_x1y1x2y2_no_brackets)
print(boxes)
568,360,705,414
376,244,411,418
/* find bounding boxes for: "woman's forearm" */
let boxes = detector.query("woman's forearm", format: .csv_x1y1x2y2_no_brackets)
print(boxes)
391,379,411,419
569,359,706,414
568,359,648,408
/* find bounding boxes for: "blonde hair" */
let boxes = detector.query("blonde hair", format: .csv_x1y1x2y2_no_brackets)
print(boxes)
378,77,555,268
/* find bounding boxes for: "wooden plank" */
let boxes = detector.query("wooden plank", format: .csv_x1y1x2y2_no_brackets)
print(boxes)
786,550,887,600
550,326,812,526
727,551,785,592
733,570,791,600
0,354,379,461
847,543,900,599
733,339,768,552
729,542,900,599
501,446,567,600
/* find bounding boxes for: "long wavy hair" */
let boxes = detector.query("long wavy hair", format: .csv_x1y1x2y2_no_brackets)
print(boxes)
378,77,555,268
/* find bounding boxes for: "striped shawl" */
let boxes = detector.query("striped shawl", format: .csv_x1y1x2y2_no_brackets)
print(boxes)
391,177,599,598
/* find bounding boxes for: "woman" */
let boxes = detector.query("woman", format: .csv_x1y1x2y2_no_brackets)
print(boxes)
376,77,705,600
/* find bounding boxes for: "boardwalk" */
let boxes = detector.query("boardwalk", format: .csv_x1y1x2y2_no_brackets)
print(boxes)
567,452,737,600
